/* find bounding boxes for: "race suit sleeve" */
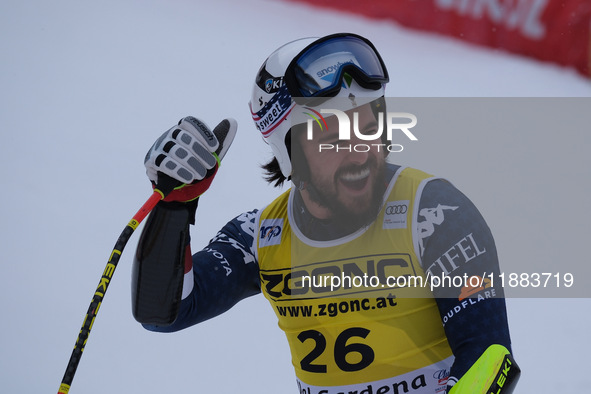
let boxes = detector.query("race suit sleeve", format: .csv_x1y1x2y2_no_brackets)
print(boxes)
133,200,261,333
416,179,513,388
157,209,261,332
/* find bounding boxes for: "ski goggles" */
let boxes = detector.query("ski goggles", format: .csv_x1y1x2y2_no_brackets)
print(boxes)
284,33,389,102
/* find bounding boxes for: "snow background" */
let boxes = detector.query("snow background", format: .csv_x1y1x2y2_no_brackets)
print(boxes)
1,0,590,392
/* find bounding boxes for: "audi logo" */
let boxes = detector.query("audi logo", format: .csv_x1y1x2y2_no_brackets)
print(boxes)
385,204,408,215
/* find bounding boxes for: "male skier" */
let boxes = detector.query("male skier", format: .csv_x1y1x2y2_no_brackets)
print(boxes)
132,33,520,393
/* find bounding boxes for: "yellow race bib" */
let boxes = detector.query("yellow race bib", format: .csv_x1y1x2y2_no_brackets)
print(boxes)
257,167,453,393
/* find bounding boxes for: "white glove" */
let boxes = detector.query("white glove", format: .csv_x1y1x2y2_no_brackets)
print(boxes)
144,116,237,201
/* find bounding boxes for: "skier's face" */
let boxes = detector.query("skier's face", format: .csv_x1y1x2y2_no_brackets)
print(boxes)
296,102,386,225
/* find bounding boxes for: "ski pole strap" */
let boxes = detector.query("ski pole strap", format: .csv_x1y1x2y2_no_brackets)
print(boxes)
448,344,520,394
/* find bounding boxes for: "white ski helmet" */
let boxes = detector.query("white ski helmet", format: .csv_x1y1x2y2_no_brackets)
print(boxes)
249,33,389,178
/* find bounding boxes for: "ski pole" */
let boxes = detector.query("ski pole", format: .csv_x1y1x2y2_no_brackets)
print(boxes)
57,175,179,394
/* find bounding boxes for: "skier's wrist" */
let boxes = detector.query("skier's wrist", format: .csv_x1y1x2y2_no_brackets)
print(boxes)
154,197,199,225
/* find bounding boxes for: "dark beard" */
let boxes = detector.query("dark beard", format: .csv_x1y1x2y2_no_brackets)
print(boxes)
304,159,387,234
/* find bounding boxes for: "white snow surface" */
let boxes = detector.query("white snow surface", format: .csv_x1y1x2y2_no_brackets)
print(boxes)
1,0,590,393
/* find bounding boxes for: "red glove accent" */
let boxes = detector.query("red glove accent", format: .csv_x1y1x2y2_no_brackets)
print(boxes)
155,164,219,202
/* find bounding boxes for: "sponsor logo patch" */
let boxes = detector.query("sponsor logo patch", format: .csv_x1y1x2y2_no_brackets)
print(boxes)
259,218,283,247
383,200,409,229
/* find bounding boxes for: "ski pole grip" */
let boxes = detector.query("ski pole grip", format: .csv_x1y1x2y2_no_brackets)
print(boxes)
154,172,182,199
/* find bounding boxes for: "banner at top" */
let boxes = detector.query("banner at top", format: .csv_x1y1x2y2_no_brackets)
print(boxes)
288,0,591,78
